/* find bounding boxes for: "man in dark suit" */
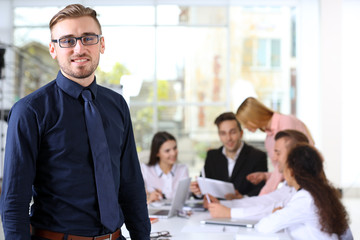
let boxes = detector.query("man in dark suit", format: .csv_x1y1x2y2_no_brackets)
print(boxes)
191,112,267,199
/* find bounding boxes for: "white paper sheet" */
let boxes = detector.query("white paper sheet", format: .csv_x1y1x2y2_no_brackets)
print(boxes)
197,177,236,199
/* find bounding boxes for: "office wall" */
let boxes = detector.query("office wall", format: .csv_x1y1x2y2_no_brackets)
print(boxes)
341,0,360,195
297,0,360,194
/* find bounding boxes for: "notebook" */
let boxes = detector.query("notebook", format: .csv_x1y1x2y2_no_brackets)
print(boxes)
200,218,258,228
148,177,191,219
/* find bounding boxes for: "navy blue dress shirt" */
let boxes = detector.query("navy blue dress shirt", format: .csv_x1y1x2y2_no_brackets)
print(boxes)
0,71,150,240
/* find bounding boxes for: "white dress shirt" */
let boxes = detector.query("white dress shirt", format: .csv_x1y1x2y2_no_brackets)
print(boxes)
222,141,244,177
220,182,296,220
255,189,343,240
140,162,189,200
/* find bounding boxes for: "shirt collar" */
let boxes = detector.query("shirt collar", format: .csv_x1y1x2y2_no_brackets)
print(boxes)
154,163,176,177
222,141,244,160
55,71,98,99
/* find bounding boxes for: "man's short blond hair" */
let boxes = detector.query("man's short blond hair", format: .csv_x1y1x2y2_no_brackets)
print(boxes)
49,4,102,35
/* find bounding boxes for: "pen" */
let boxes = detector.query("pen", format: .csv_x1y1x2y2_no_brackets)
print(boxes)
205,194,211,203
155,188,166,199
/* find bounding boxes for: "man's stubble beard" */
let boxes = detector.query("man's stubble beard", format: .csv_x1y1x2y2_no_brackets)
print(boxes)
58,55,99,79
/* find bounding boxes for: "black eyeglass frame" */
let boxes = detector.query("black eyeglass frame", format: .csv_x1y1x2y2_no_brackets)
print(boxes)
51,34,102,48
150,231,171,239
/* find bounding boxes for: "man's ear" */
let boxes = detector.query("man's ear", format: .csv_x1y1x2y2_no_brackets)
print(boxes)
239,129,244,138
49,42,57,59
100,36,105,54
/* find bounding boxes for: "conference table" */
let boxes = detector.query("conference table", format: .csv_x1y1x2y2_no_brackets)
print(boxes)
121,202,292,240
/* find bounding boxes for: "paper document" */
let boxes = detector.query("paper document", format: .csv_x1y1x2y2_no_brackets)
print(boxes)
197,177,235,199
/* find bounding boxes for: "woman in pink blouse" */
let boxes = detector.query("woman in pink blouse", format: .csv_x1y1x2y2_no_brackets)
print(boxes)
140,131,189,203
236,97,314,195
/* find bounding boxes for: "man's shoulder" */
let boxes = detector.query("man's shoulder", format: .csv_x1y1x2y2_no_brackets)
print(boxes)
12,80,57,110
22,80,56,101
242,143,267,158
97,84,121,97
206,147,223,156
97,85,127,104
204,147,225,165
243,143,265,153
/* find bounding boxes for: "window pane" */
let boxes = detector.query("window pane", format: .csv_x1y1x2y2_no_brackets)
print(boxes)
14,7,61,26
256,39,267,67
157,5,227,25
100,27,155,103
13,28,57,98
271,39,281,67
230,7,293,116
156,27,228,103
130,105,154,152
97,6,155,26
14,27,50,46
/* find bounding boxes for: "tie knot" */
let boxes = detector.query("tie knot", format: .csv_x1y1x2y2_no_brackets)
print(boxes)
82,89,93,102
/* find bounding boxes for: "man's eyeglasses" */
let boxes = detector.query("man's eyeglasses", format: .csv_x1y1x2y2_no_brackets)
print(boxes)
51,34,102,48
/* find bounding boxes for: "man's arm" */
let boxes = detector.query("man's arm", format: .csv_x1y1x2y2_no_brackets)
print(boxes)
245,150,268,196
224,183,295,219
0,102,38,240
118,102,150,239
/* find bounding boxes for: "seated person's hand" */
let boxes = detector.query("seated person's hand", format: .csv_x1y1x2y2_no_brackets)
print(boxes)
225,190,243,200
203,194,219,209
190,181,202,195
208,203,231,218
272,206,283,213
147,189,163,203
246,172,267,185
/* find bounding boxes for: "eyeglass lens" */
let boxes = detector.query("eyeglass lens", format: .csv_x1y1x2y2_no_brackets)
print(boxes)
59,35,100,48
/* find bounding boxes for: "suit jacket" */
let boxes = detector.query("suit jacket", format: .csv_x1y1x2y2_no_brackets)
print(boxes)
204,143,267,197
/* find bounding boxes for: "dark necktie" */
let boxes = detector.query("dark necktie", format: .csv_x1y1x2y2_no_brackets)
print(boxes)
82,89,120,231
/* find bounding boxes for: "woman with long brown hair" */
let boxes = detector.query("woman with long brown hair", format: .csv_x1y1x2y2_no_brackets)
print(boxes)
140,131,189,203
255,144,351,239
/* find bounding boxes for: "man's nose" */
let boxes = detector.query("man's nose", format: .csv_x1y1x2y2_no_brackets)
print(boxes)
73,39,85,52
226,134,232,141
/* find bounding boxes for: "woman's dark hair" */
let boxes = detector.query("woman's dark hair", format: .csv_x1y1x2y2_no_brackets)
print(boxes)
148,131,176,166
286,144,349,237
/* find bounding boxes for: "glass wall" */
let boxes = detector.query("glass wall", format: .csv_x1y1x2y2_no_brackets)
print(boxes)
11,4,296,177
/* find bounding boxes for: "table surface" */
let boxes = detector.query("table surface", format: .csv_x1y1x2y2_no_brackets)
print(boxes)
121,205,291,240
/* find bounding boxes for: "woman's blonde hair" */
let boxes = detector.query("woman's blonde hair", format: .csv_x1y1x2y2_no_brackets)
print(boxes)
236,97,274,129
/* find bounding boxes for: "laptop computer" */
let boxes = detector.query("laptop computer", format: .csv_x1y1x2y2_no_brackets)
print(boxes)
184,200,206,212
200,218,258,228
148,177,191,219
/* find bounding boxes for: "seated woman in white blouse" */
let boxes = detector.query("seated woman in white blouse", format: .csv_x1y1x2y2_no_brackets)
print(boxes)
255,144,352,240
141,131,189,203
